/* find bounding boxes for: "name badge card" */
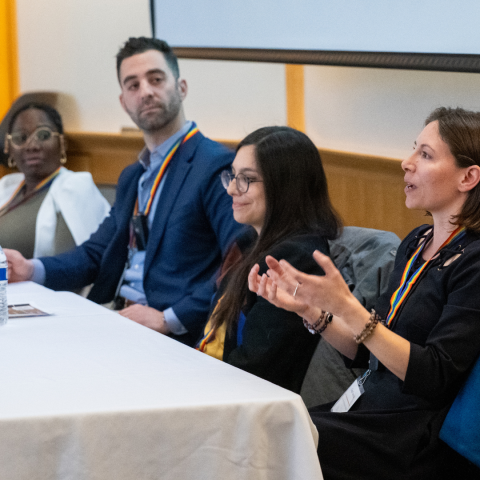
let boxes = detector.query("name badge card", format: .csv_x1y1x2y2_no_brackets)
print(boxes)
330,370,371,413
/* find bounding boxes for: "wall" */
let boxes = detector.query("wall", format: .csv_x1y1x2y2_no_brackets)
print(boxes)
12,1,480,238
15,0,480,160
59,133,429,239
304,65,480,160
16,0,151,132
15,0,286,137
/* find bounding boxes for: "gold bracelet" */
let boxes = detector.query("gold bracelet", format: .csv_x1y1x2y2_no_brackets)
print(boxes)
354,309,382,344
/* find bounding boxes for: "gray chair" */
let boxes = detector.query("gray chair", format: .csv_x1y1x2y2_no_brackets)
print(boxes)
300,226,401,407
96,183,117,206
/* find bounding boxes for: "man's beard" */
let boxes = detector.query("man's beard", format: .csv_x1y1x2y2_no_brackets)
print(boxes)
129,94,182,133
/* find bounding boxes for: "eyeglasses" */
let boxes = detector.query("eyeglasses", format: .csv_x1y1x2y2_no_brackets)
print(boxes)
220,170,263,193
7,127,61,149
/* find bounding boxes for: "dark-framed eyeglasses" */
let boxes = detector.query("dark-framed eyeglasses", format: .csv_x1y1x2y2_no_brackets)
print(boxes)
7,127,61,149
220,170,263,193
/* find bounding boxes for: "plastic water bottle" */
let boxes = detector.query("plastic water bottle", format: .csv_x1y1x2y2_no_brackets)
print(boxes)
0,246,8,326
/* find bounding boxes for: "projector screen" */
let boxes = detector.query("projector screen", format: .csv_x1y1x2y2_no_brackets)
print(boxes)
152,0,480,72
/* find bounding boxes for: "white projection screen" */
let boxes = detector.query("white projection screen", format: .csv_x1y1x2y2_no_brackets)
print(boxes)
151,0,480,72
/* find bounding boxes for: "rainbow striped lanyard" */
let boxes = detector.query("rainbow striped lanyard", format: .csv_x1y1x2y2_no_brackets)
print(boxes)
134,123,199,217
385,225,466,326
0,166,62,216
197,323,217,352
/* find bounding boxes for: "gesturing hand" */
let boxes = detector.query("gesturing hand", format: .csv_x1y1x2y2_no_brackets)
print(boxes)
249,250,357,321
248,262,315,320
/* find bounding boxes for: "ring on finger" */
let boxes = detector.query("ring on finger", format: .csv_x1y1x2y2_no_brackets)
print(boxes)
293,282,300,297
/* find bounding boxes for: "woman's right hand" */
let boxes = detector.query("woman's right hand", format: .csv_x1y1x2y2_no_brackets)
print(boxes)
250,252,411,371
4,249,34,283
248,257,322,323
249,251,362,322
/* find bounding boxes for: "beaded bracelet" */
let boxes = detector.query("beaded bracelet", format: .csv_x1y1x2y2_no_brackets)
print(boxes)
303,310,333,335
354,309,382,344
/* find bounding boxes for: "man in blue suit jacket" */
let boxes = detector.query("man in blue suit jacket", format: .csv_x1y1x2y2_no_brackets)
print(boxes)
6,38,242,345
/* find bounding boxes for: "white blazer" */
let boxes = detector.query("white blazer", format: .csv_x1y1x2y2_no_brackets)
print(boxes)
0,167,111,257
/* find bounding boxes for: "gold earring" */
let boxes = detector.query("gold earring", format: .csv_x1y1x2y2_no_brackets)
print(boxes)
59,135,67,165
4,137,15,168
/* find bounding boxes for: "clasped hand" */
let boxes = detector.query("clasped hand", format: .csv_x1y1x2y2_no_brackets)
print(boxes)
119,304,171,334
4,249,34,283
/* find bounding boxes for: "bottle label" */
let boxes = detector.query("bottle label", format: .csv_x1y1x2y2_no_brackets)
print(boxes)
0,267,7,281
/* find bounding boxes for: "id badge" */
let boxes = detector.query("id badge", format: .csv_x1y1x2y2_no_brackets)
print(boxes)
131,214,149,251
330,370,371,413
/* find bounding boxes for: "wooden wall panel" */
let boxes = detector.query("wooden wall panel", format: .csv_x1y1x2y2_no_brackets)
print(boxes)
1,132,431,240
319,149,431,239
65,132,145,184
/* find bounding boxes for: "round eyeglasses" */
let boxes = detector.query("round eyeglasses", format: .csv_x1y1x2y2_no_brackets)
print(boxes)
7,127,61,149
220,170,263,193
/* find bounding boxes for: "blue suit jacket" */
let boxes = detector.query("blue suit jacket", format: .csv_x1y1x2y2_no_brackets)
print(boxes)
41,131,242,342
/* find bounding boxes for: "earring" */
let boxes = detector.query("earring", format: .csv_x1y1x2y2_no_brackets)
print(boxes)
59,135,67,165
4,137,15,168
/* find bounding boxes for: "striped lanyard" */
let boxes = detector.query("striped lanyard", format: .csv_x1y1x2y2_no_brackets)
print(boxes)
133,123,199,217
0,166,62,215
385,225,466,326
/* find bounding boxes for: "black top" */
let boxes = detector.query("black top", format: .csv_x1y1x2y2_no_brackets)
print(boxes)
215,229,329,393
310,224,480,479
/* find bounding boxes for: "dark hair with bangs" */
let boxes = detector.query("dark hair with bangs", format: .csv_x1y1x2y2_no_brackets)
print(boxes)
425,107,480,232
116,37,179,82
210,126,342,333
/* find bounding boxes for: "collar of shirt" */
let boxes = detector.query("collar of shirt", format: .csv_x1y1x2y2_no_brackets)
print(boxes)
136,121,192,214
138,120,193,171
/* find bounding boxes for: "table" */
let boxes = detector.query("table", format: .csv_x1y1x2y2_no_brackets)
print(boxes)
0,282,323,480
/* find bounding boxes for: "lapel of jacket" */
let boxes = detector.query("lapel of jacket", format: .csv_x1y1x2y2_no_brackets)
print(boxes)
143,131,204,274
120,163,144,231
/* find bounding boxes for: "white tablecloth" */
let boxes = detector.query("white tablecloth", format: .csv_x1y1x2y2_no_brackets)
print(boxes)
0,282,323,480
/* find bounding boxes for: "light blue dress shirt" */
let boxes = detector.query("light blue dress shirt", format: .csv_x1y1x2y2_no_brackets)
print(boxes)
33,121,193,335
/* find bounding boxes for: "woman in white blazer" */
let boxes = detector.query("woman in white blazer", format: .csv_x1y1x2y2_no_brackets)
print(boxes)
0,102,110,258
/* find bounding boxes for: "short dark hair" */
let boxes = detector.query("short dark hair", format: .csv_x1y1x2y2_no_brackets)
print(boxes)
210,126,342,333
8,102,63,134
425,107,480,232
116,37,180,82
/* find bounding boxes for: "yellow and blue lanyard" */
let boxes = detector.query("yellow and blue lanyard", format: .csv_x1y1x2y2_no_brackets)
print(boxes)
385,226,466,326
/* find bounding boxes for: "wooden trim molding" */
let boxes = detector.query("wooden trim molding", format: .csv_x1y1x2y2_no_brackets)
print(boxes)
285,64,305,132
1,132,429,239
64,131,145,184
0,0,19,119
318,148,430,238
173,47,480,74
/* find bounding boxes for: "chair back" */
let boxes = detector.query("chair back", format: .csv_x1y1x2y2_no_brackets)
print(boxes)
96,183,117,206
440,354,480,469
300,226,400,407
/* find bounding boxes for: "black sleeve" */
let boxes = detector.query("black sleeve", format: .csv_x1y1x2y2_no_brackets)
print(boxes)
223,234,327,393
403,242,480,402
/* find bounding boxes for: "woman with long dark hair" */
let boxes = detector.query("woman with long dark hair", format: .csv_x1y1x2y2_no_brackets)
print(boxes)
249,108,480,478
197,126,342,393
